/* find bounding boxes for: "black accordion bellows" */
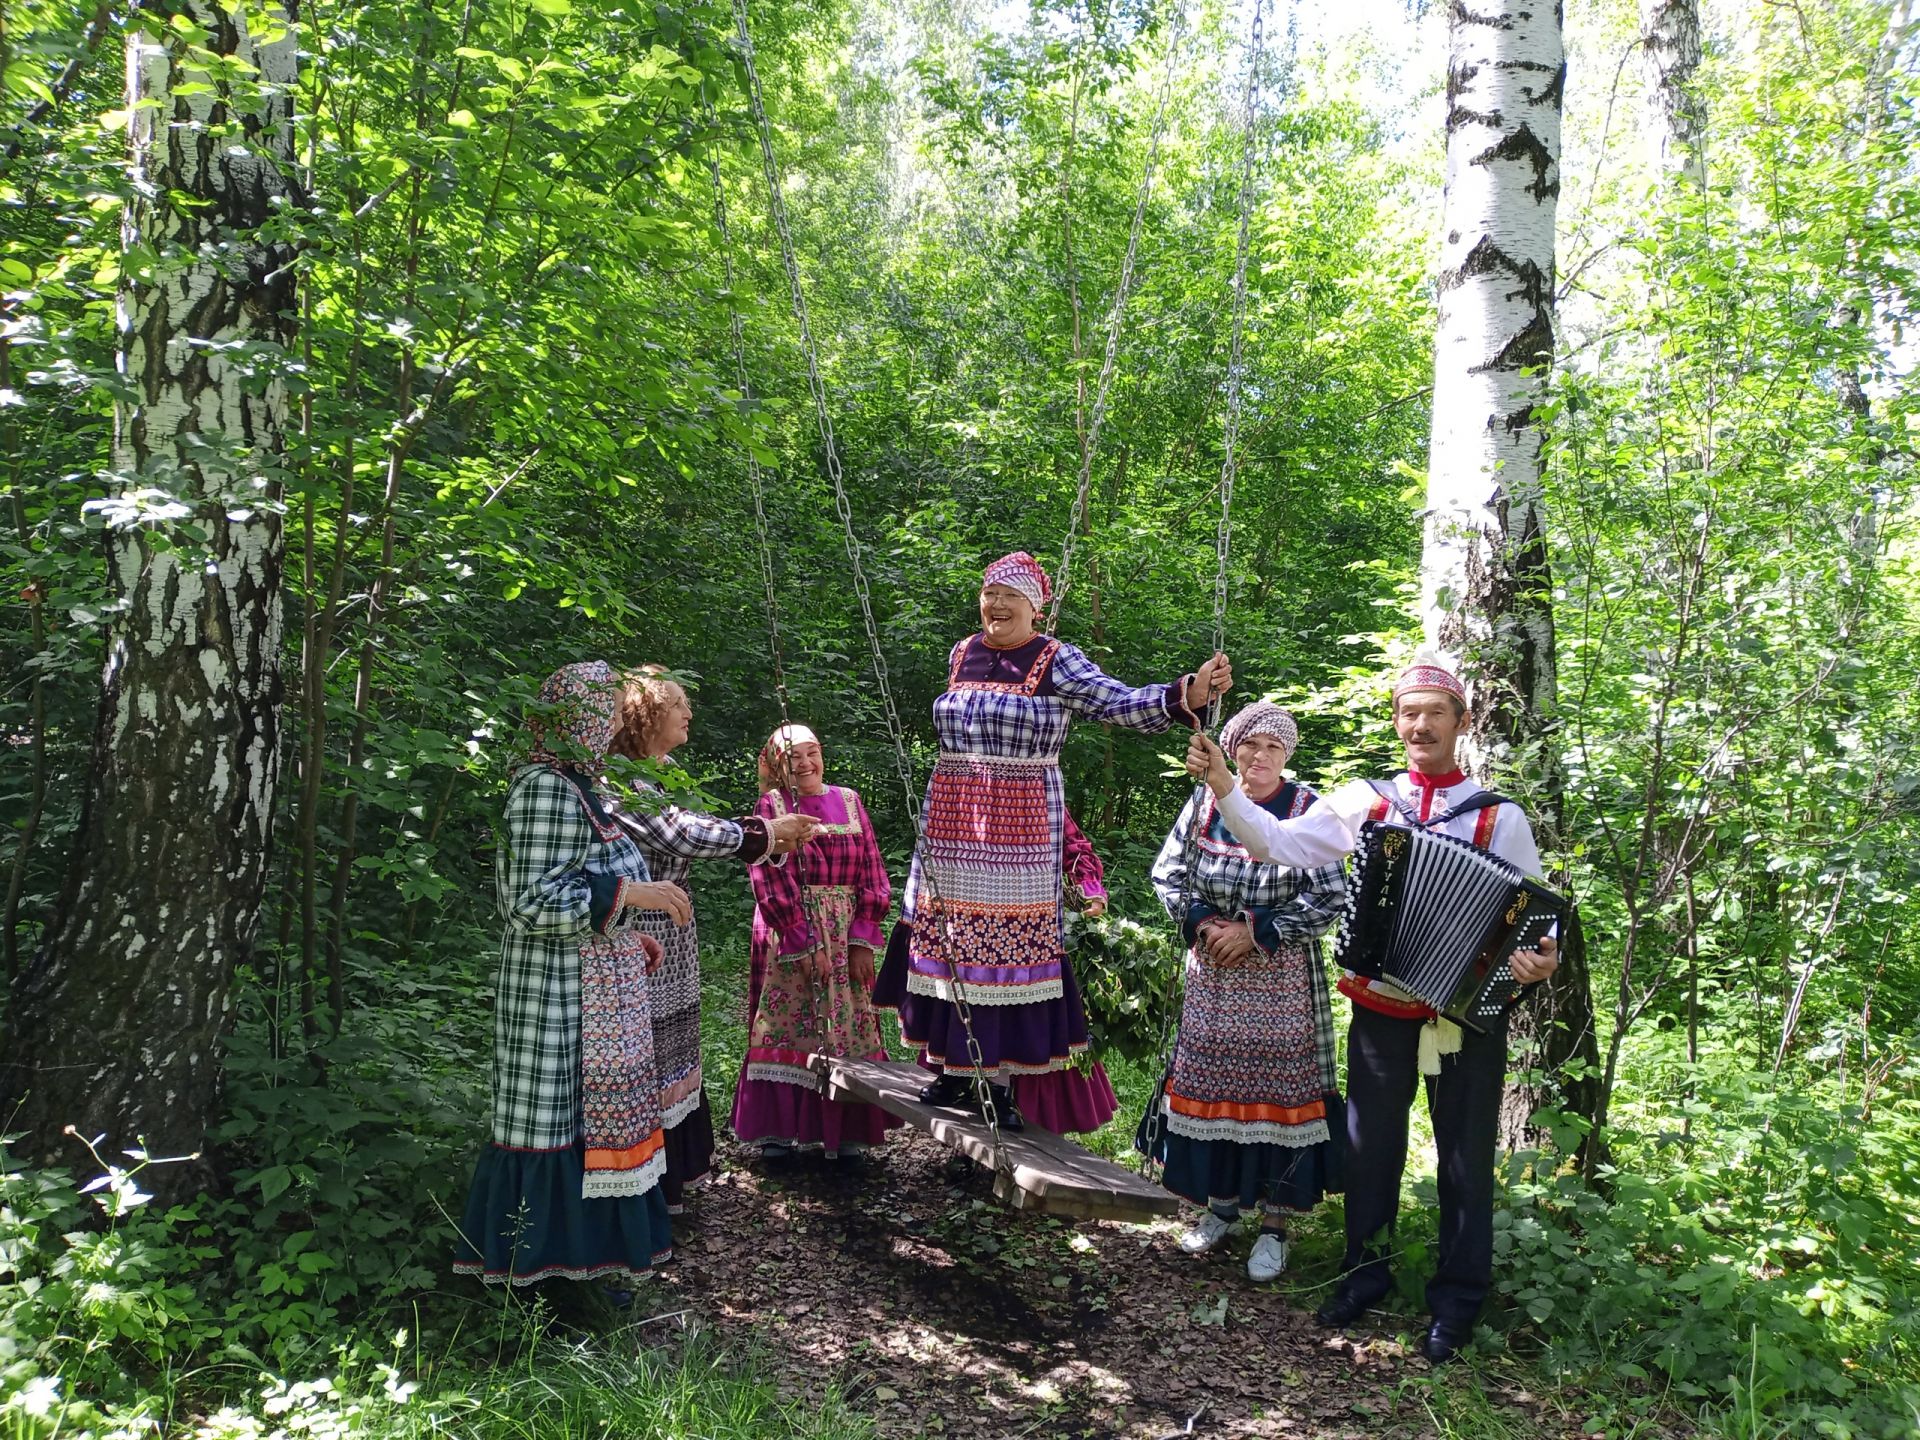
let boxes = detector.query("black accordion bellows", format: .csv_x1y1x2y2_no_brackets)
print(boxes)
1335,820,1567,1032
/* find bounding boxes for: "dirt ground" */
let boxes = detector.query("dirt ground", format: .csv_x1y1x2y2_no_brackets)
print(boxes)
647,1130,1612,1440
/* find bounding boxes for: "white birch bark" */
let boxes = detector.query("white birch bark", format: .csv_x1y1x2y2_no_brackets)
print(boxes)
1419,0,1601,1153
1641,0,1706,184
1421,0,1563,778
1,1,298,1189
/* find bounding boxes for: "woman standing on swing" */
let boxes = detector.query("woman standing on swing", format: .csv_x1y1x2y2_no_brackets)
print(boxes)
891,551,1231,1132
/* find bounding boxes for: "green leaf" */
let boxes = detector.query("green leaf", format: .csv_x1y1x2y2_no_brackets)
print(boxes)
255,1165,293,1203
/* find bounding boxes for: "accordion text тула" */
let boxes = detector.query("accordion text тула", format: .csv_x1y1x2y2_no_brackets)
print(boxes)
1335,820,1567,1033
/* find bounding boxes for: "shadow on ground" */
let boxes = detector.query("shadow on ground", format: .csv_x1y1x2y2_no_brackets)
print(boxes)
643,1130,1602,1440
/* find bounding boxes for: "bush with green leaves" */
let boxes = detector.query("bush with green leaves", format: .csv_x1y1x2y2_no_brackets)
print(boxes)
0,1137,216,1437
1483,1044,1920,1439
1063,908,1183,1065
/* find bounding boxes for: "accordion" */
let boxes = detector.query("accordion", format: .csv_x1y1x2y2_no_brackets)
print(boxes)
1334,819,1566,1032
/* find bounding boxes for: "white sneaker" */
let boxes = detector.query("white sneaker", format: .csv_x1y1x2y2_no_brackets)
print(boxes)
1177,1209,1235,1255
1247,1232,1289,1281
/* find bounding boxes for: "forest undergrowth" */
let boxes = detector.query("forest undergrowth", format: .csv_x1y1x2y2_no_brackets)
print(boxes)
4,879,1915,1439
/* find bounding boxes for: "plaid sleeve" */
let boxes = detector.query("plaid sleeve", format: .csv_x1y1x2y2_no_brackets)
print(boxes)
496,768,593,939
613,788,745,861
1151,789,1215,941
1049,642,1193,732
1250,861,1347,949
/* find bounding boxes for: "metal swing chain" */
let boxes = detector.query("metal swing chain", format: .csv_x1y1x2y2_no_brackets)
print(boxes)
707,146,795,739
1047,5,1191,637
1140,0,1266,1181
708,133,842,1026
730,0,1011,1171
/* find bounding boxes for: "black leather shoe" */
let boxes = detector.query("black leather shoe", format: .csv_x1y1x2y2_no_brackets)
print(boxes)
1313,1288,1377,1328
918,1073,972,1108
1421,1320,1471,1364
984,1084,1024,1132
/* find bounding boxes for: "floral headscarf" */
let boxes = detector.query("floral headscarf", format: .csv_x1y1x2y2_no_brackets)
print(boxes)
524,660,619,771
756,723,821,794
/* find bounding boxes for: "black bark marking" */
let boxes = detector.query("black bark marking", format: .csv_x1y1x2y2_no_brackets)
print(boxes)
1438,235,1549,306
1534,61,1566,111
1451,0,1516,27
1447,59,1481,107
1448,106,1506,133
1470,123,1559,200
1472,305,1555,377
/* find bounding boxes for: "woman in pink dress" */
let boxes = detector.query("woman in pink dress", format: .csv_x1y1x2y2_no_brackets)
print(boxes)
732,724,900,1163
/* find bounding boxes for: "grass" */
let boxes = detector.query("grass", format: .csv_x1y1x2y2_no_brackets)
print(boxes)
25,870,1857,1439
6,1298,875,1440
181,1319,877,1440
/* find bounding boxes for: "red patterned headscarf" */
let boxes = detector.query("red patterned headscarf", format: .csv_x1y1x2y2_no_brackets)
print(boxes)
981,551,1052,612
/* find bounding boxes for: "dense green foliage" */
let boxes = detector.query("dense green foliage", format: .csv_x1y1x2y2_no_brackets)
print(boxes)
3,0,1918,1435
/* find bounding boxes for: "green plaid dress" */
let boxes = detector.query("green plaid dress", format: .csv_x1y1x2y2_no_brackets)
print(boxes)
454,764,672,1286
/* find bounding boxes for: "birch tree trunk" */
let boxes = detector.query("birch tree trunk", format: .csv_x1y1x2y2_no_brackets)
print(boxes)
0,2,298,1193
1836,0,1914,554
1419,0,1602,1153
1641,0,1705,184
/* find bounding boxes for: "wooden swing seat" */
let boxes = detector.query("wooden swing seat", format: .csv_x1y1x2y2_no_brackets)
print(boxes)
811,1055,1178,1223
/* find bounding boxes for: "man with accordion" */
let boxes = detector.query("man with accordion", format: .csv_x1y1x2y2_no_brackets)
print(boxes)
1184,655,1561,1365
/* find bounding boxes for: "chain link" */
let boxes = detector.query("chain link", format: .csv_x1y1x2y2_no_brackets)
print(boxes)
1140,0,1266,1181
1212,0,1263,687
1047,7,1190,636
731,0,1011,1169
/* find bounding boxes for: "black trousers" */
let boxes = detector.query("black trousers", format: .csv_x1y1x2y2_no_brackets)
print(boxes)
1337,1002,1508,1328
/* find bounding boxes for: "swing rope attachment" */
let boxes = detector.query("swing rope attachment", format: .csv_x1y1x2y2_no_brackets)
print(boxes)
707,120,850,996
707,143,794,740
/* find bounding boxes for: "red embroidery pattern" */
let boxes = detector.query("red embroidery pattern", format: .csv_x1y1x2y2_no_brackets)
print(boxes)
947,636,1062,695
922,764,1053,848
